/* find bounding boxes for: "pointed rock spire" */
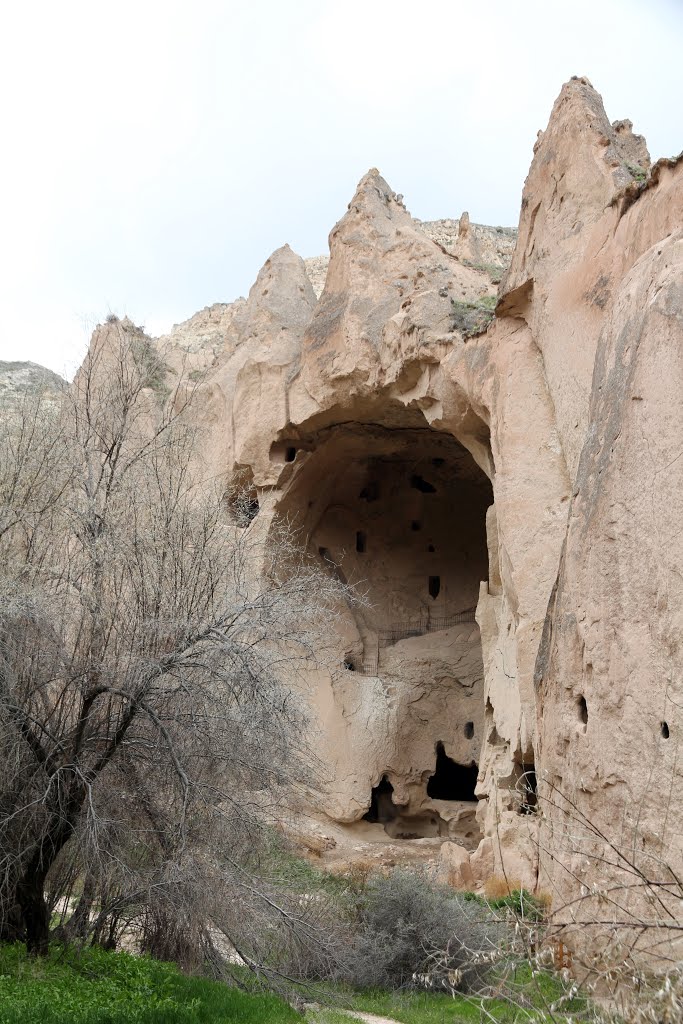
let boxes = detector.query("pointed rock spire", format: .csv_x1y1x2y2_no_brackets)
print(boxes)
504,76,650,297
239,243,317,337
299,168,492,402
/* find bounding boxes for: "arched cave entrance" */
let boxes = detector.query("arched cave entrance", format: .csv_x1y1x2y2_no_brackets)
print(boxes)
363,776,395,824
272,414,493,845
274,422,492,640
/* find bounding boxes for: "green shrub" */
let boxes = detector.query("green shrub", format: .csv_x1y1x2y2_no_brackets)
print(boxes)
486,888,546,922
131,337,172,394
624,161,647,184
450,297,496,338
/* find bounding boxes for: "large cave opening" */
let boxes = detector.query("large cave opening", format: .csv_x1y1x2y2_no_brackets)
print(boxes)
272,416,493,843
274,422,492,643
363,775,446,839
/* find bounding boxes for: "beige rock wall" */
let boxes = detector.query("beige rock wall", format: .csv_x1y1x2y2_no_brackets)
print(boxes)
71,77,683,931
533,205,683,958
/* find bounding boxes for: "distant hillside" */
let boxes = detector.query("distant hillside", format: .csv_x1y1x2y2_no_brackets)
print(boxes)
0,361,67,406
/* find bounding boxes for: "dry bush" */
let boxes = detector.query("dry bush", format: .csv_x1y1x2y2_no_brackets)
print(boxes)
343,858,380,893
530,778,683,982
601,965,683,1024
486,769,683,1019
340,868,505,993
484,875,523,901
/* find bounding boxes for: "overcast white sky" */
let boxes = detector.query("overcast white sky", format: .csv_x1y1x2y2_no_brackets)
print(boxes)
1,0,681,378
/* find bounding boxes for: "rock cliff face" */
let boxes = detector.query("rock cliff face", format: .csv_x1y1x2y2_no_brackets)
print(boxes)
304,214,515,296
69,77,683,938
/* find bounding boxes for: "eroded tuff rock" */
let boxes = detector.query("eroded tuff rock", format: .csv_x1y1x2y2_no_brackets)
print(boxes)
67,77,683,940
500,75,652,479
290,167,495,420
0,361,66,407
159,243,317,486
304,213,516,296
534,224,683,954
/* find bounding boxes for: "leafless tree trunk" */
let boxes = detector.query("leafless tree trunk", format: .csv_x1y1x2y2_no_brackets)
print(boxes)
0,322,351,956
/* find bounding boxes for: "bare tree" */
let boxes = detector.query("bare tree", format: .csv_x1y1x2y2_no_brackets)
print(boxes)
0,323,350,956
478,767,683,1020
533,778,683,977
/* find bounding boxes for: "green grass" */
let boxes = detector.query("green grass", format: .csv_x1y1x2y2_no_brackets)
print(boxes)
305,1011,351,1024
0,942,586,1024
257,833,351,897
449,297,496,339
307,966,588,1023
0,944,299,1024
461,260,505,284
347,987,513,1022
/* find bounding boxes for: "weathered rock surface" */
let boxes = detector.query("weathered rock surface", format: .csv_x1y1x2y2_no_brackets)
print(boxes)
48,75,683,945
304,213,516,297
0,361,66,406
534,212,683,951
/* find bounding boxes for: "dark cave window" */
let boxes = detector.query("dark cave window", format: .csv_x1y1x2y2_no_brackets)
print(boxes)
359,481,379,502
661,721,670,739
410,474,436,493
519,764,537,815
411,520,421,531
427,741,478,801
464,721,474,739
363,775,394,822
428,575,441,599
285,446,296,462
356,531,367,553
432,457,445,467
578,695,588,726
343,659,356,672
427,544,435,553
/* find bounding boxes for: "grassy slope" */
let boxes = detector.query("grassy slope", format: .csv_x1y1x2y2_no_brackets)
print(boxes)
306,966,587,1024
0,944,586,1024
309,989,522,1023
0,945,299,1024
